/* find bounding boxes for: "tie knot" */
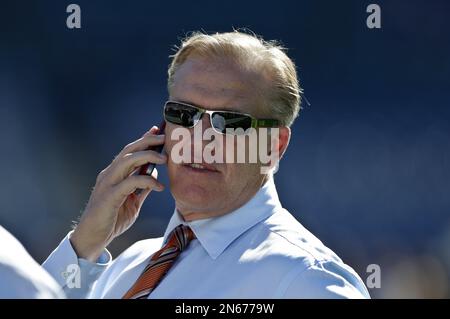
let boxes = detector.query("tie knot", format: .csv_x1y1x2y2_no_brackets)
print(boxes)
168,224,195,251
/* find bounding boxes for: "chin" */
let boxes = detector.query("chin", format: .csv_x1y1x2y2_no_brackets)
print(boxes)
168,162,226,213
170,181,217,207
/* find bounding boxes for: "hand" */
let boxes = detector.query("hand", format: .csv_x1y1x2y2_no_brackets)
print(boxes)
70,126,167,262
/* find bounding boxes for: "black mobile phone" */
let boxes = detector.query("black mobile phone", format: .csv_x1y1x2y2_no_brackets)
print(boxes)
134,121,166,195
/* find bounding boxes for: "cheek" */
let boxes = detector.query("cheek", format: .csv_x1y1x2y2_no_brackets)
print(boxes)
222,163,259,184
163,124,176,154
164,125,189,164
220,137,255,165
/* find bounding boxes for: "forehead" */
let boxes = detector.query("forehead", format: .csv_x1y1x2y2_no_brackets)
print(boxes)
169,56,266,114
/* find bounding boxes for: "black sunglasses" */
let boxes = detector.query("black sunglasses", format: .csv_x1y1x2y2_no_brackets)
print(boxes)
164,101,280,135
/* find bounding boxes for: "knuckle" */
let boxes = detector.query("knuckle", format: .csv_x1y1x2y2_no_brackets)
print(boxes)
123,152,133,160
96,169,107,183
122,142,133,153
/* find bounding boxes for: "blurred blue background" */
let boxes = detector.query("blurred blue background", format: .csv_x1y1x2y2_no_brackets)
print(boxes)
0,0,449,298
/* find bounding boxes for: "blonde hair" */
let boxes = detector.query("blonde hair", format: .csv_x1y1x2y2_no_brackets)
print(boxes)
167,30,302,127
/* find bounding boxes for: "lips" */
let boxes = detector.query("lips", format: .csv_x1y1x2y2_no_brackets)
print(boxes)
182,162,220,173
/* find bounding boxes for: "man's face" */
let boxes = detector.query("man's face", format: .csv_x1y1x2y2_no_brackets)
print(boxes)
164,56,273,221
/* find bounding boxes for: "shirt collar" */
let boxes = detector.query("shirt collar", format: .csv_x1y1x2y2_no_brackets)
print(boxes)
163,177,282,260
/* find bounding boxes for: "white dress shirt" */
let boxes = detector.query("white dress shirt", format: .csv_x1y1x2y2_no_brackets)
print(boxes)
43,178,370,299
0,225,64,298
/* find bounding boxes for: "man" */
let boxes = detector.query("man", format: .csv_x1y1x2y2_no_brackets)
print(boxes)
0,225,64,298
43,31,370,298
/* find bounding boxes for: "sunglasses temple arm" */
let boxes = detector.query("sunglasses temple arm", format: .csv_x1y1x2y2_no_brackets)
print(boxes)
251,119,280,128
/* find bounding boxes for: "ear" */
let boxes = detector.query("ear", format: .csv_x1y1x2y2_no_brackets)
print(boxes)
274,126,291,160
262,126,290,173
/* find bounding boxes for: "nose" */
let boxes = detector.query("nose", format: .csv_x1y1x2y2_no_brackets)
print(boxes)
188,111,212,137
190,112,219,162
199,112,212,130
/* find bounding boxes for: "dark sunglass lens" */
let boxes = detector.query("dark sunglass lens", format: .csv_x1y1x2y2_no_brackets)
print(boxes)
212,112,252,134
165,103,199,127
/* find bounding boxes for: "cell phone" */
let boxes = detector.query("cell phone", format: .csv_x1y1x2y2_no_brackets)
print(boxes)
134,121,166,195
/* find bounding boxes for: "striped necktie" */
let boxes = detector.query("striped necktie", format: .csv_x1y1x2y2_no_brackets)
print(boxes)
122,224,195,299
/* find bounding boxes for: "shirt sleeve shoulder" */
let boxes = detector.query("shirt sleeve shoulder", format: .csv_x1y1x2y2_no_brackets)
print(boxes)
278,259,371,299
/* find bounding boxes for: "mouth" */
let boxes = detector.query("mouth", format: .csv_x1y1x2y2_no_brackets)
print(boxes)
182,163,220,174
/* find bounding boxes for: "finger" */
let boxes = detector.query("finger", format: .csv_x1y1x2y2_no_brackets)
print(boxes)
133,185,152,207
112,175,164,206
117,127,165,159
147,126,160,135
135,168,158,202
109,150,167,185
